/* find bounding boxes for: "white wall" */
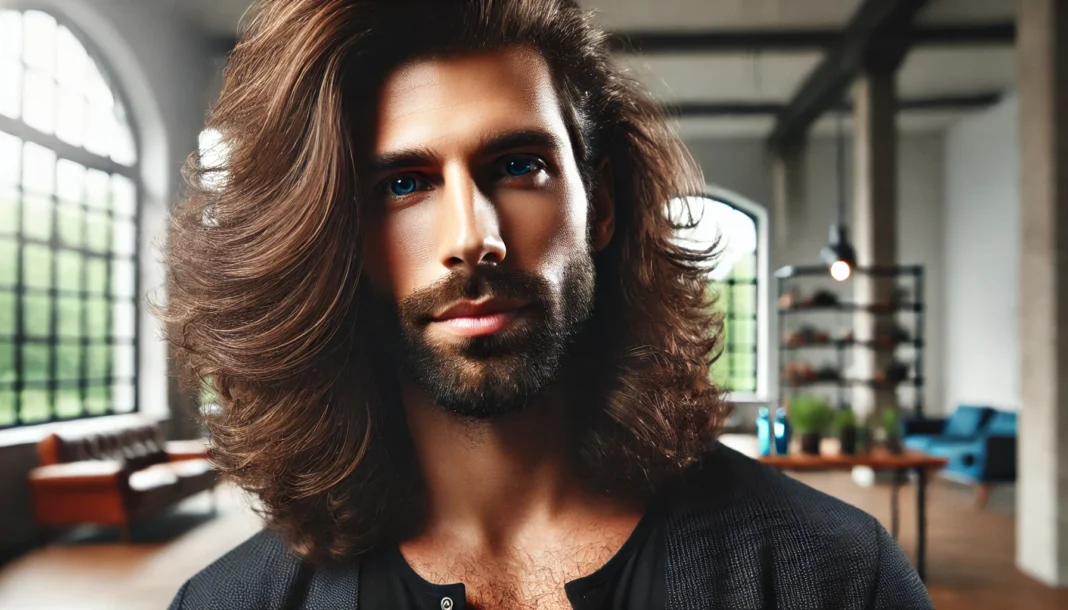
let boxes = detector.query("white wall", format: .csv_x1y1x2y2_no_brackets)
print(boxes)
685,132,947,415
943,94,1021,412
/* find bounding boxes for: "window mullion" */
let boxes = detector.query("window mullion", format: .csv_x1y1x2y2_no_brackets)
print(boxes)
0,114,134,178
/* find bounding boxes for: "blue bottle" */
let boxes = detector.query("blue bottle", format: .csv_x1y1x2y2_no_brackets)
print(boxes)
774,407,792,455
756,407,772,456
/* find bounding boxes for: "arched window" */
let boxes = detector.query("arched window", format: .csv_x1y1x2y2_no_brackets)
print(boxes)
672,189,767,399
0,9,139,428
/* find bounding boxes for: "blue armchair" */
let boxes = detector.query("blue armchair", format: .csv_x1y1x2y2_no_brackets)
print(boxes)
903,404,994,451
904,406,1016,507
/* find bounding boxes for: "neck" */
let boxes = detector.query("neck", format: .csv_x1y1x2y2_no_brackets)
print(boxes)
399,376,619,547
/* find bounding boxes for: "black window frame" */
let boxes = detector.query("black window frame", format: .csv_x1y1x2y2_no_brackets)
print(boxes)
0,7,141,430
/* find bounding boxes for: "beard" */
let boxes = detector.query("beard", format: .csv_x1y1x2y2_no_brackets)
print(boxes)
373,253,596,419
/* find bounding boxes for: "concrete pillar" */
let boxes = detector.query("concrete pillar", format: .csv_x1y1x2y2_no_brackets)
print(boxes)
1017,0,1068,587
771,146,806,253
851,67,899,420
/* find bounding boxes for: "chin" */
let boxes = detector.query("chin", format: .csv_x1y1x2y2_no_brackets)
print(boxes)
409,348,560,419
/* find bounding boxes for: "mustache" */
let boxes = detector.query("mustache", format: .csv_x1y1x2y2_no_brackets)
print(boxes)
397,265,552,325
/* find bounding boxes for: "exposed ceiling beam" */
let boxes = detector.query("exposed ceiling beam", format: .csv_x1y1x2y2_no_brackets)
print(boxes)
607,22,1015,54
207,22,1016,58
664,93,1001,118
766,0,932,154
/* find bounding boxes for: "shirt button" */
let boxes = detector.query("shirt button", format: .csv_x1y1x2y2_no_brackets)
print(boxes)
441,597,454,610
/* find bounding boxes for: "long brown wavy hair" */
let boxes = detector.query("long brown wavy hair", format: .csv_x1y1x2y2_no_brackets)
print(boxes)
163,0,727,563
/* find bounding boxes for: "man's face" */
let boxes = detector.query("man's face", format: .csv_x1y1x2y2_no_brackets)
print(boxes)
362,48,612,418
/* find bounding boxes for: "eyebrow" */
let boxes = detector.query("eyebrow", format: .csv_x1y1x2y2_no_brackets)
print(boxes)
370,128,565,175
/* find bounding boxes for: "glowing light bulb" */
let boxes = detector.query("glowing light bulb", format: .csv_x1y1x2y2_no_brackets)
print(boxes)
830,260,852,281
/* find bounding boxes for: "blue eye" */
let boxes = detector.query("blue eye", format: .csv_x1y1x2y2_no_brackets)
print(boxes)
389,177,418,197
505,158,537,177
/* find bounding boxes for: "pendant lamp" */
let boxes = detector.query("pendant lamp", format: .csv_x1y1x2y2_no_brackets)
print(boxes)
821,105,857,281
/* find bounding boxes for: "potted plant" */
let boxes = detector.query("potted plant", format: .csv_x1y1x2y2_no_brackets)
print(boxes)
833,407,858,455
882,408,903,454
787,395,833,455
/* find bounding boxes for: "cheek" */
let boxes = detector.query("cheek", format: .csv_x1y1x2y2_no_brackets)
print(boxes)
364,210,438,300
498,183,589,279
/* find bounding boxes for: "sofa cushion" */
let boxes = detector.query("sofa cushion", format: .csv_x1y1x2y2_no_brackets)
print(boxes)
904,435,937,451
943,405,993,437
985,411,1017,436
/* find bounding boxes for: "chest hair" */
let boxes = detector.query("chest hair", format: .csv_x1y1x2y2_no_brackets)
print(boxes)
410,540,622,610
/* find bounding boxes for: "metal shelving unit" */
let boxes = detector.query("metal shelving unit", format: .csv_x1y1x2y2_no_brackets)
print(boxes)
776,264,926,417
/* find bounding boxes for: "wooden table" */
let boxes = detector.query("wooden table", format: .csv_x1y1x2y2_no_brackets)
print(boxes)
720,434,948,581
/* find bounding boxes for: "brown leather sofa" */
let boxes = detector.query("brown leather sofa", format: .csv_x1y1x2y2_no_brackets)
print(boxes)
28,419,217,539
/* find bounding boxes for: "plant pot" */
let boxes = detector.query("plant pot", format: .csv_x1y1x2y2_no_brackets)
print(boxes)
839,427,857,455
800,433,822,455
884,435,903,454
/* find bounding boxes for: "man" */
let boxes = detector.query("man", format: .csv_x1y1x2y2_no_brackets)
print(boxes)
166,0,932,608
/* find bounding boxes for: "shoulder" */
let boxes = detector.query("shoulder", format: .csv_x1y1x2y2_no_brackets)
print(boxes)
663,443,931,609
168,530,307,610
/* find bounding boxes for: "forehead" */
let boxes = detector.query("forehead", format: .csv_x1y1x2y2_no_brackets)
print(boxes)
374,48,569,154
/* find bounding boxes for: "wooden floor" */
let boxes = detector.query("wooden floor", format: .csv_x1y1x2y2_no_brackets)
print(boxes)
0,474,1065,609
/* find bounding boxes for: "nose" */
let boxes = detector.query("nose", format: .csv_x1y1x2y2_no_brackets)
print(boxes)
437,166,506,269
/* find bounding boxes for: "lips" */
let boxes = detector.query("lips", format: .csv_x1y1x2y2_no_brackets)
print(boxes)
433,298,525,321
431,298,528,337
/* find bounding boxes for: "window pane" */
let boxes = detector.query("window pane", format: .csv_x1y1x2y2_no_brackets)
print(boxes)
55,26,87,91
57,203,84,248
22,194,52,242
86,298,107,339
0,291,12,336
112,123,136,167
23,11,56,72
0,189,14,238
57,296,81,338
85,104,115,158
85,212,110,253
111,174,135,217
55,387,83,419
55,89,86,147
112,219,135,256
0,131,20,186
85,258,106,295
85,61,113,108
22,244,51,290
112,381,134,413
0,340,12,383
23,293,51,338
111,258,134,297
114,342,134,378
112,301,135,339
56,343,80,380
21,388,50,424
56,250,83,292
0,11,21,59
86,342,109,378
0,239,15,287
85,169,110,210
85,384,109,415
22,142,55,194
56,159,85,204
0,59,19,119
21,343,49,381
22,69,56,135
0,389,14,427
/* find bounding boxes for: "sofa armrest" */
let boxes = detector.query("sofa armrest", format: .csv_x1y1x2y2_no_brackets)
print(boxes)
165,439,210,462
982,435,1017,481
903,417,946,436
29,460,128,489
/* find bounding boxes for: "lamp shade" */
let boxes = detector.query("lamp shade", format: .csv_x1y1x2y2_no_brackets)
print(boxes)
821,224,856,281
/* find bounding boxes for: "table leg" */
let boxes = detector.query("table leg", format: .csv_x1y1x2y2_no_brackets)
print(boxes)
916,466,927,582
891,468,901,540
